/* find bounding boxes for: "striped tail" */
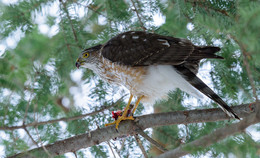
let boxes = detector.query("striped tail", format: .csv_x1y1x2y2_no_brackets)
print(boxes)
174,65,240,119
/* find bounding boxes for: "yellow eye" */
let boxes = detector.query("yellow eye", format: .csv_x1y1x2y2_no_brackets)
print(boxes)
83,53,89,58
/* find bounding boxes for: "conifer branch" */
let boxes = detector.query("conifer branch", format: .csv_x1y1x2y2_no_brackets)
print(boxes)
23,126,39,147
241,51,258,102
74,2,114,22
130,0,147,31
230,35,259,102
184,0,230,17
59,3,74,61
9,103,256,158
0,100,121,131
59,0,80,47
107,141,116,158
156,102,260,158
134,134,148,158
136,129,168,153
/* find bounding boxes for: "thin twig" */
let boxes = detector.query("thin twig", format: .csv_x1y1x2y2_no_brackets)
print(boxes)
34,127,53,158
3,92,13,124
73,151,78,158
136,129,167,153
74,1,114,22
230,35,258,101
22,74,36,124
134,134,148,158
59,2,74,62
107,141,116,158
59,0,79,46
23,127,39,147
184,0,230,17
119,139,126,153
22,100,31,124
0,97,123,131
242,52,258,101
130,0,147,31
110,140,123,158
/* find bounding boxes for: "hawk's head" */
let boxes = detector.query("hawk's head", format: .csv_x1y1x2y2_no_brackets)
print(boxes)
75,44,102,69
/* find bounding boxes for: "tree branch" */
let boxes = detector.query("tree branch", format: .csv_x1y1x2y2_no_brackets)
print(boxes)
230,35,259,102
9,103,256,158
156,102,260,158
130,0,147,31
134,134,148,158
0,101,121,131
184,0,230,17
74,1,114,22
59,0,79,47
107,141,116,158
136,129,167,153
23,127,39,147
137,103,255,129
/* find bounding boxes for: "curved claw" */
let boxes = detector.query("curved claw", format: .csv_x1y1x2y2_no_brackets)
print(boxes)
105,116,134,129
115,116,134,129
105,94,143,130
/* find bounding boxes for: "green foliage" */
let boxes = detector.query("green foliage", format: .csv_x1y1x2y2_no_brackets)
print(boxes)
0,0,259,157
90,145,108,158
212,134,259,158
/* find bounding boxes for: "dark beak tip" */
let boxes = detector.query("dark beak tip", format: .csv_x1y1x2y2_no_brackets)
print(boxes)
75,62,80,69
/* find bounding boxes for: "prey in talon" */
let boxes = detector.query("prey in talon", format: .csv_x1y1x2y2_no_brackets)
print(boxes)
106,104,134,130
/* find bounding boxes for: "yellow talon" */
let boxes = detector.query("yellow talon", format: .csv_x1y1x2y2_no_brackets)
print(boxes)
105,121,116,127
104,116,134,129
105,95,144,129
115,115,134,129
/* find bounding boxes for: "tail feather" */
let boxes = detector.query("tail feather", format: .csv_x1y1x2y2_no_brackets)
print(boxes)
198,46,221,54
199,46,223,59
174,65,240,120
188,46,223,60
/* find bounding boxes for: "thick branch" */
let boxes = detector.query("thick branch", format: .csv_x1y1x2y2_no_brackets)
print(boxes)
156,102,260,158
137,103,255,129
9,103,256,158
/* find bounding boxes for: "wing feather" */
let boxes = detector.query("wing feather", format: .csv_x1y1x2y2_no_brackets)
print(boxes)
101,31,194,66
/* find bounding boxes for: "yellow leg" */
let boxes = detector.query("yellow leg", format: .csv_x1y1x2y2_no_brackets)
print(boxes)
122,94,133,117
131,96,143,115
105,94,134,129
104,121,118,126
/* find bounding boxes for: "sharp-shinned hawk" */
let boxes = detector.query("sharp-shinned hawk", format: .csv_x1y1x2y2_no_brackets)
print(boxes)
76,31,239,129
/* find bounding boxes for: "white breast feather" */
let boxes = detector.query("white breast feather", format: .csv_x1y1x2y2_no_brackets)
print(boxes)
138,65,203,104
88,57,203,105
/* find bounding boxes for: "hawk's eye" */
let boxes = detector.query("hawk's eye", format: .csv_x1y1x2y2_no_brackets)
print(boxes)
83,53,89,58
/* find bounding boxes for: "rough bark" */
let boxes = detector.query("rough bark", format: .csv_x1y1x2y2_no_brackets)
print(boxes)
9,103,256,158
156,105,259,158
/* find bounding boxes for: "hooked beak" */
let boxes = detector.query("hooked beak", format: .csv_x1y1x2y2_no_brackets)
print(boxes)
75,62,80,69
75,59,81,69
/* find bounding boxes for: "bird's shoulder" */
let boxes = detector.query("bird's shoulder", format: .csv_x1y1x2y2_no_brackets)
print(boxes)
101,31,195,66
